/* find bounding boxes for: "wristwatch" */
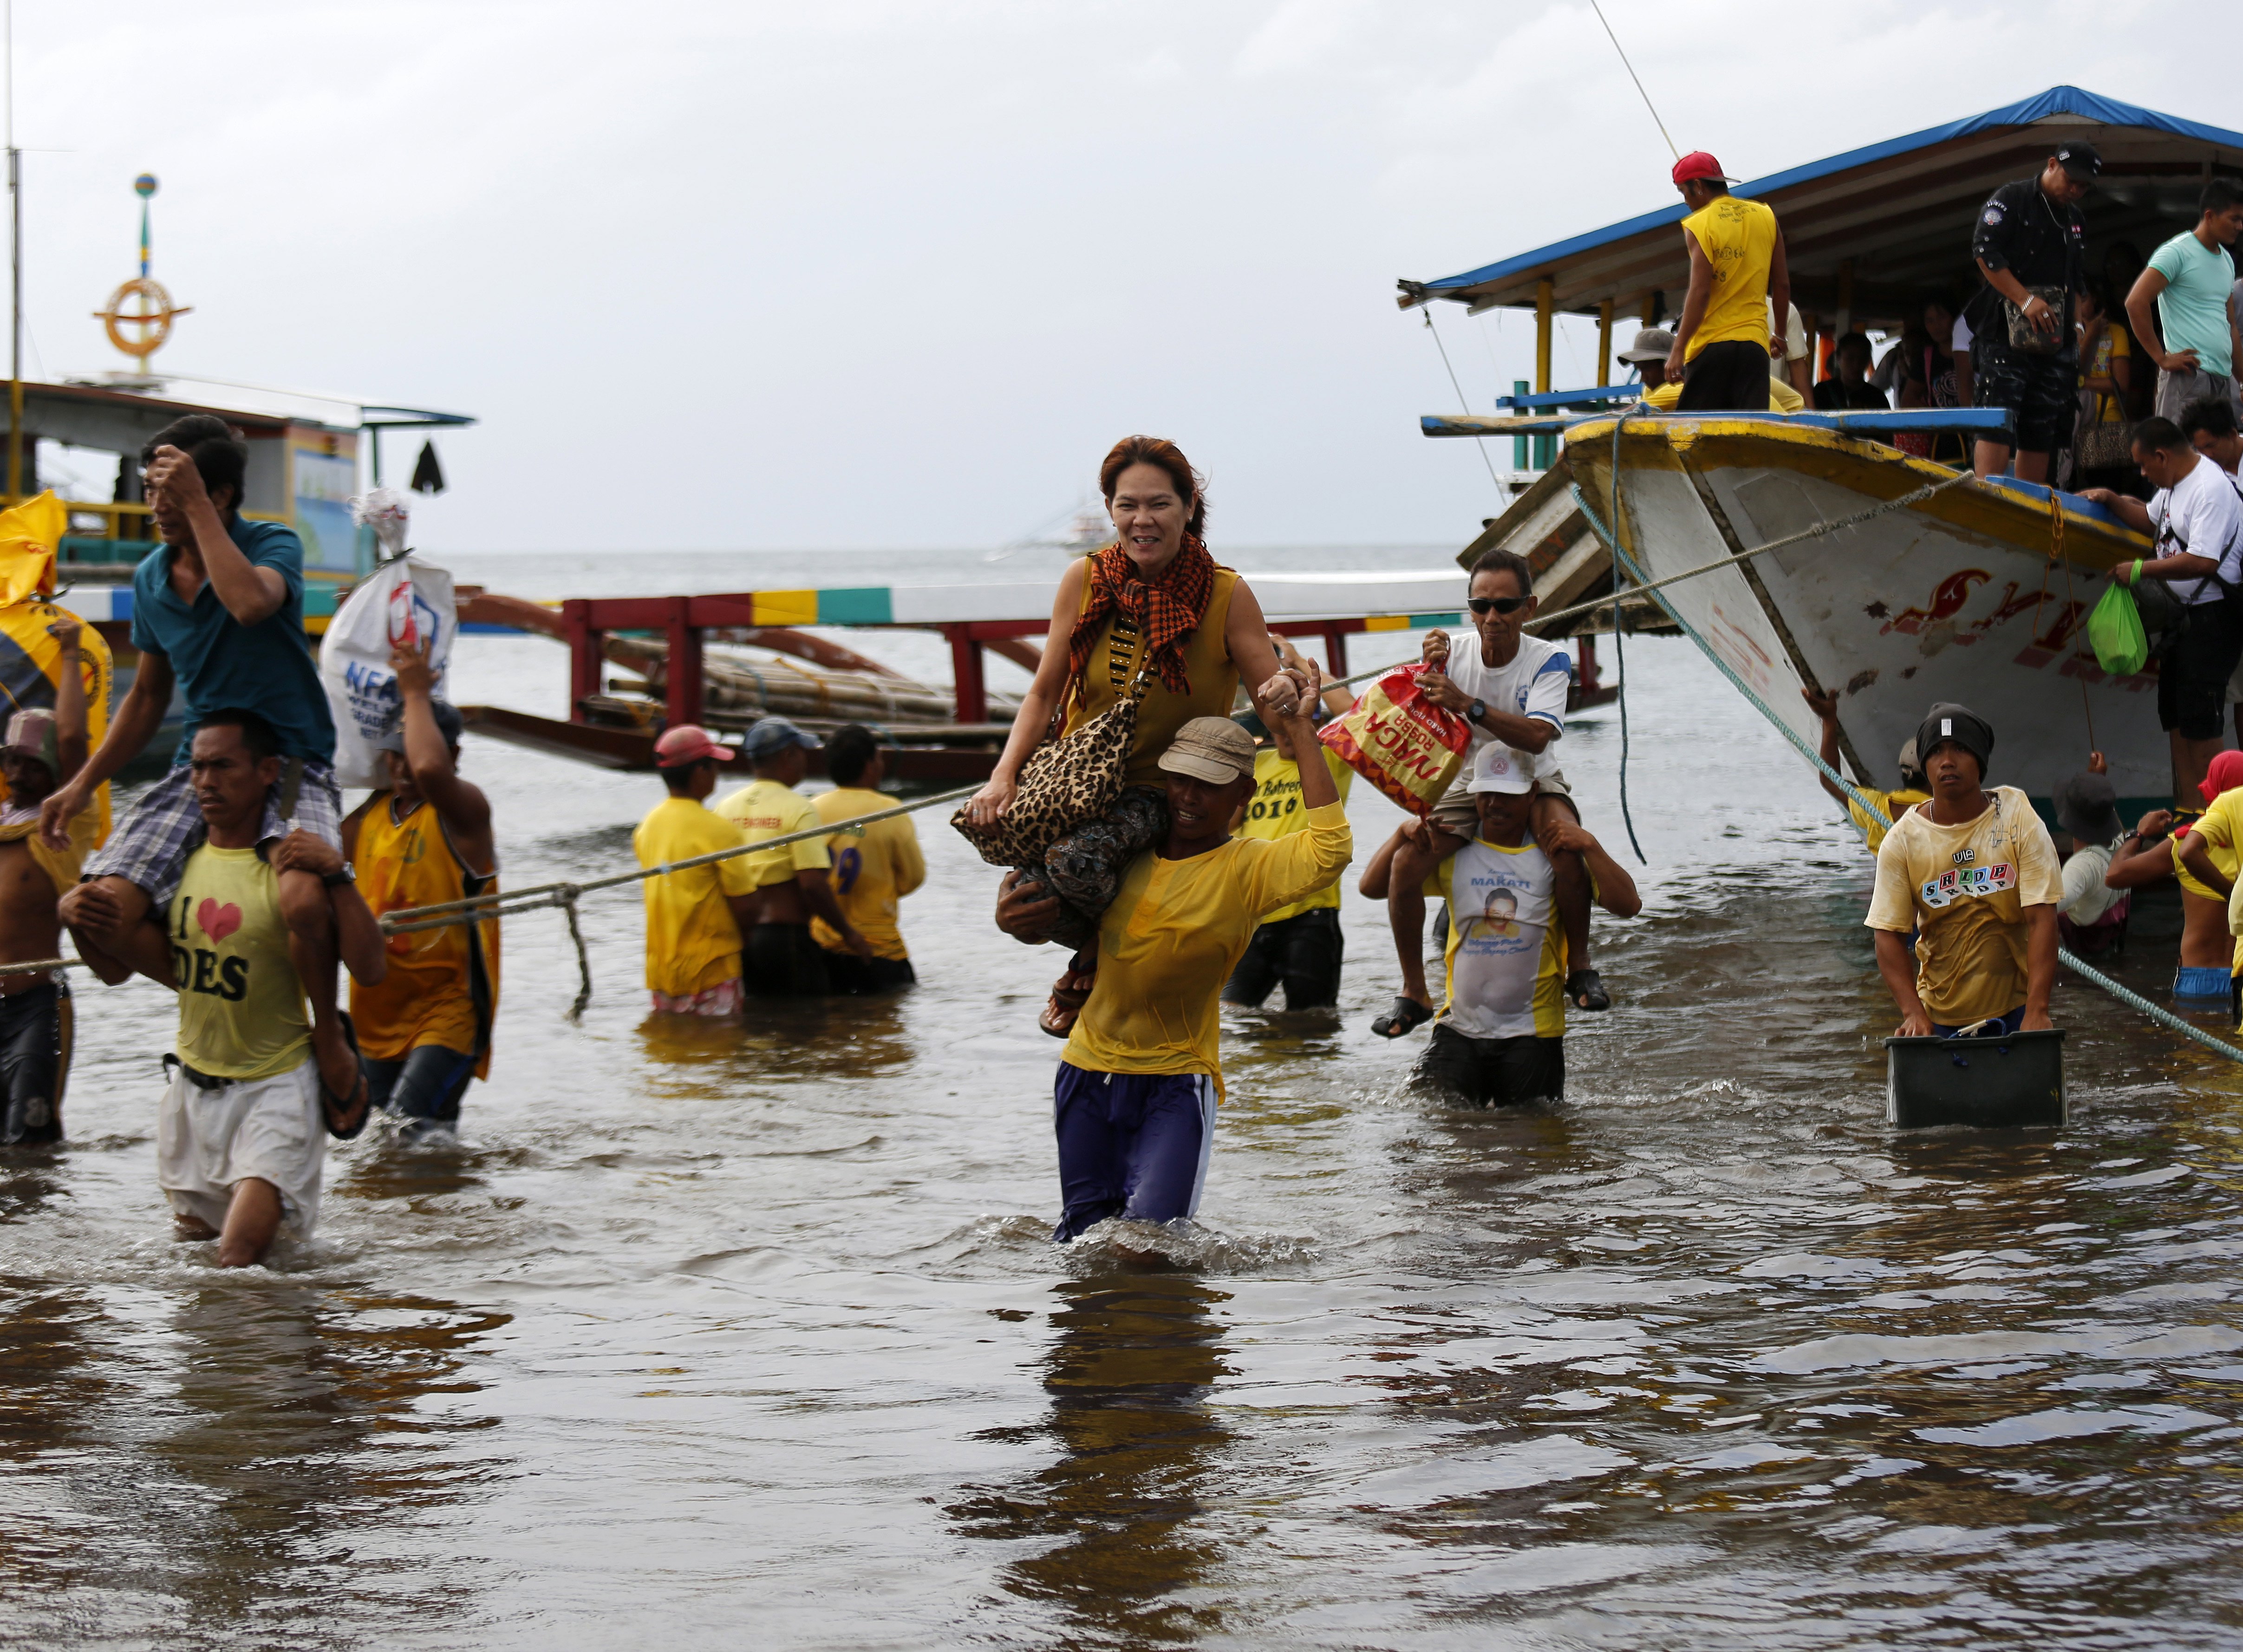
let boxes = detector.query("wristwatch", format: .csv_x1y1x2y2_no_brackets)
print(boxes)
1468,698,1486,725
320,861,356,889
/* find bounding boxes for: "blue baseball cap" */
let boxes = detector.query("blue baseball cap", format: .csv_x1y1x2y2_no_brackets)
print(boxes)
742,715,822,758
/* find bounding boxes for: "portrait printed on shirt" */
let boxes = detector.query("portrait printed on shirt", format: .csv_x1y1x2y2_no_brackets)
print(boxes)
1449,855,1552,1016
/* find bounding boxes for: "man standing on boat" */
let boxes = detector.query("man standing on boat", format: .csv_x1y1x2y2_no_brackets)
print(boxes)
2126,179,2243,426
1662,152,1792,412
44,415,367,1130
1867,704,2061,1039
1965,144,2096,484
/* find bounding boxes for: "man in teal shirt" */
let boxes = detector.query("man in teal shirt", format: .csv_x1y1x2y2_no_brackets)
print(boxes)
2129,177,2243,423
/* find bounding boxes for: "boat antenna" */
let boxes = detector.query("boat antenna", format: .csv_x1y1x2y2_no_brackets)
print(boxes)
1588,0,1679,162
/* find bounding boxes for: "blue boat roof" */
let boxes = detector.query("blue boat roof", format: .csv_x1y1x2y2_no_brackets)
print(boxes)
1402,86,2243,327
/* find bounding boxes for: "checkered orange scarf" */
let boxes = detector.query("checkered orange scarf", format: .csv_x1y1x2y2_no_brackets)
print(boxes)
1066,534,1216,705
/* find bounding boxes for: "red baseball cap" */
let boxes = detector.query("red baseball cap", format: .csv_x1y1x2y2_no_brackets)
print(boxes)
654,723,736,768
1671,151,1731,186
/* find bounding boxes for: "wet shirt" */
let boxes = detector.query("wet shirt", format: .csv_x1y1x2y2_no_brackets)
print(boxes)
1064,804,1351,1098
2180,793,2243,971
1679,195,1778,358
633,796,756,996
1433,837,1567,1040
810,786,925,962
1967,177,2085,350
352,794,500,1074
2059,839,2122,927
170,843,310,1081
1866,787,2063,1025
2148,229,2236,379
1237,748,1354,923
131,522,336,766
712,779,830,891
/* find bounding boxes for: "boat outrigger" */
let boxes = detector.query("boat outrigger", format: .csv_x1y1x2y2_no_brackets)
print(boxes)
1406,86,2243,814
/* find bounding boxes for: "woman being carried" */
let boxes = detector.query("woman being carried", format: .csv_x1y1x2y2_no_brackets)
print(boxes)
960,436,1300,1033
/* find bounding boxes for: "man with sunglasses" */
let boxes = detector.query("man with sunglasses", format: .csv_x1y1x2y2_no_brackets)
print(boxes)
1363,549,1605,1039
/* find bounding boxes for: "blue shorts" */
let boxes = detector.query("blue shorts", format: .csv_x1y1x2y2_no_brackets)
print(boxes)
1931,1005,2026,1039
1051,1064,1215,1242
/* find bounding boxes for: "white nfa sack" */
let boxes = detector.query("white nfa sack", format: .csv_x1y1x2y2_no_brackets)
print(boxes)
320,553,458,788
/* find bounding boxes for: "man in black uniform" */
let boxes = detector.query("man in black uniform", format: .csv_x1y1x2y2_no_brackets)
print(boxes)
1968,143,2098,484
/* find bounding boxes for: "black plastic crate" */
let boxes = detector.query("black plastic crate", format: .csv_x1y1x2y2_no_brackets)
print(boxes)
1883,1028,2066,1129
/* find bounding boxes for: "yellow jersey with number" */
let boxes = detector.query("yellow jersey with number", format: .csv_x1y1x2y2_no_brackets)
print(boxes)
1236,748,1355,922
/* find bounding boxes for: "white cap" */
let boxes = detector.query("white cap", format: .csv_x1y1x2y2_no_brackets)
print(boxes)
1467,743,1534,795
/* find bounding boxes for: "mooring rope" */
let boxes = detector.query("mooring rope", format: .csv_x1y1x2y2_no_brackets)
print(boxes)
1568,428,2243,1066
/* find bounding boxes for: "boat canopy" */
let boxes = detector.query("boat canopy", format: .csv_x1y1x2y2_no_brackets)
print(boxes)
1399,86,2243,332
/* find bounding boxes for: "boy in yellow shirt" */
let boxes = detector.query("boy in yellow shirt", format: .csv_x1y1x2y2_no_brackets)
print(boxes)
634,724,759,1017
713,716,872,997
1866,703,2062,1037
811,725,925,994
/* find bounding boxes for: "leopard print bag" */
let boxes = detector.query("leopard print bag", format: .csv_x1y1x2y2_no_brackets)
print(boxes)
952,673,1151,868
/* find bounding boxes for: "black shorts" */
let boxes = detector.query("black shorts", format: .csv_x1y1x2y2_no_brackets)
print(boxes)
2158,602,2243,740
744,923,832,997
1676,340,1777,412
1222,907,1344,1010
1973,340,2077,453
822,952,917,995
0,978,69,1146
1411,1022,1564,1108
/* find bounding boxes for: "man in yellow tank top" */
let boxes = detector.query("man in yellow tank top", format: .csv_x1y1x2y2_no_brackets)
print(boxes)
1663,151,1792,411
67,710,389,1266
342,641,499,1139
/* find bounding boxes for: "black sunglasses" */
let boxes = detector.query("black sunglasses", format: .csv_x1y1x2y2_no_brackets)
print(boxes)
1467,595,1529,615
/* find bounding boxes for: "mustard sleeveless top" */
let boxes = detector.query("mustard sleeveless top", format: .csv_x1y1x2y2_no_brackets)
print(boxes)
1061,565,1241,788
351,794,501,1078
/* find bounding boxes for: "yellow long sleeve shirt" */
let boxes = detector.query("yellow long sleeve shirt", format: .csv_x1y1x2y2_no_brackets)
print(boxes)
1063,803,1352,1098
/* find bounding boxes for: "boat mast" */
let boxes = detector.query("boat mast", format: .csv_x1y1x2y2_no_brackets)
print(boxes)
5,0,19,506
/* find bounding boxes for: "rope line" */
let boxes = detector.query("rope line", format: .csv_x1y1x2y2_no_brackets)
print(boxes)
1421,308,1506,496
1569,431,2243,1066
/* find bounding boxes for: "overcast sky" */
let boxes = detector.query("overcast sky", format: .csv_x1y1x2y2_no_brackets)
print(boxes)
17,1,2243,557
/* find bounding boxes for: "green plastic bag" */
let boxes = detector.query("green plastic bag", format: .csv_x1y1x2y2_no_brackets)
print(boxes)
2087,580,2148,676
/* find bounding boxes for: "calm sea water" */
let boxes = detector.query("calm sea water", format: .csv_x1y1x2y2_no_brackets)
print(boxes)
4,546,2243,1649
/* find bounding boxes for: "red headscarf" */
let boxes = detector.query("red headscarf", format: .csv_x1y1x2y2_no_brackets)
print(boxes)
1065,535,1217,706
2200,749,2243,806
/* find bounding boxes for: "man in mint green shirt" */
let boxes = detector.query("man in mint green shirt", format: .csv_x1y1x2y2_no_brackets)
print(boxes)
2129,178,2243,423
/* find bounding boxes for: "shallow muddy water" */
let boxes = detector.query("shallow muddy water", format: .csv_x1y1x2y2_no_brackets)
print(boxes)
5,550,2243,1648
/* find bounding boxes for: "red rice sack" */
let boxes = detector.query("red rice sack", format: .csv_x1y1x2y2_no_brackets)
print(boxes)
1318,662,1471,817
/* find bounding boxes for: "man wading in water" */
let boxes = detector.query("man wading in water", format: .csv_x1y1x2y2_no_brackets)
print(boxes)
1362,550,1603,1039
46,415,366,1131
0,620,91,1146
993,669,1349,1241
68,711,387,1265
1866,703,2062,1038
960,436,1303,1037
342,640,500,1139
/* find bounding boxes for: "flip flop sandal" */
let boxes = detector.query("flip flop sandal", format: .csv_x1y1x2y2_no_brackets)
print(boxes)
1566,969,1611,1012
1038,970,1095,1040
1370,995,1434,1039
320,1011,373,1141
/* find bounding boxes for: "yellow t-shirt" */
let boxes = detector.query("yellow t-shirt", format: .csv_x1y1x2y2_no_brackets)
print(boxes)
810,786,925,962
633,796,756,997
1643,375,1802,413
1849,787,1931,855
1063,804,1352,1098
1680,194,1779,358
1865,787,2064,1024
713,778,830,891
170,844,310,1081
2181,792,2243,969
1237,748,1355,923
1433,837,1568,1039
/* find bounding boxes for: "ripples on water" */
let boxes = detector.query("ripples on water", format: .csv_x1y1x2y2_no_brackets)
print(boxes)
5,608,2243,1648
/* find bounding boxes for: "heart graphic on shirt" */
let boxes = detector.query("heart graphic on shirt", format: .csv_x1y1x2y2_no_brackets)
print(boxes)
196,898,242,944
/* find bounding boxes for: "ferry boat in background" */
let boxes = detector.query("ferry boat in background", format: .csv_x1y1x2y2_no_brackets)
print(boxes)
1403,86,2242,813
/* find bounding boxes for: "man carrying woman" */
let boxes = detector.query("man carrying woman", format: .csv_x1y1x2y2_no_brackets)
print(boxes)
959,436,1303,1034
993,666,1350,1241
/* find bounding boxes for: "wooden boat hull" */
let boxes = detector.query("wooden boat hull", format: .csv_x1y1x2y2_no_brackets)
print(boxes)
1566,418,2160,807
461,704,1002,784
